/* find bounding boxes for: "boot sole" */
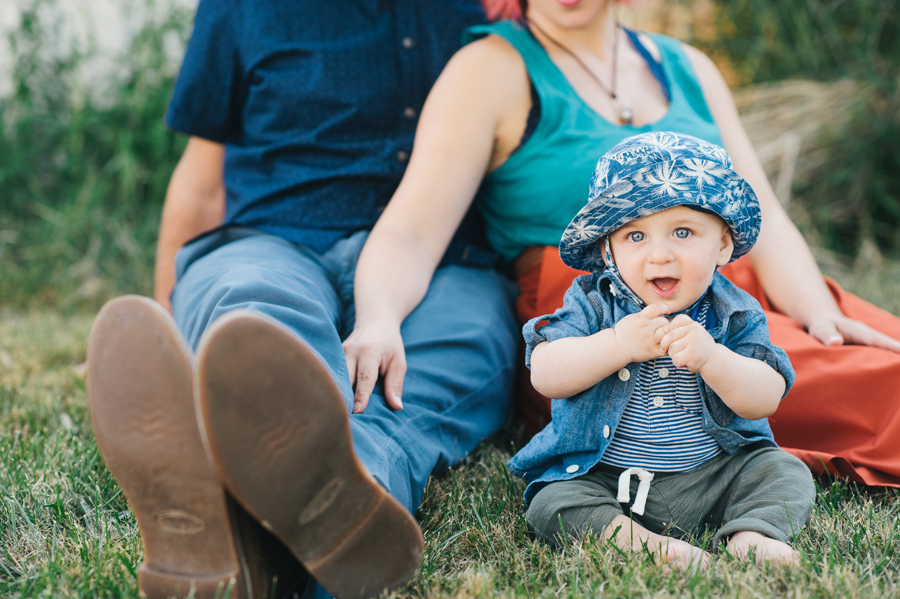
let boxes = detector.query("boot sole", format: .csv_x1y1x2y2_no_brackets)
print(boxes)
87,296,245,599
195,311,424,599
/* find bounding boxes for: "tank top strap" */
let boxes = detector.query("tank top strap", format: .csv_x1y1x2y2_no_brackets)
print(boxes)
464,20,579,138
623,28,670,102
464,21,567,88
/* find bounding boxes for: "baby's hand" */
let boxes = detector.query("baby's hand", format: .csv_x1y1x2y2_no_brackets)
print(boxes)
614,302,671,363
659,314,716,372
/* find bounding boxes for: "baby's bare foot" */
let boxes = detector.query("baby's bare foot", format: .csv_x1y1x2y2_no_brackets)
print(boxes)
726,531,800,566
605,515,711,572
647,535,712,572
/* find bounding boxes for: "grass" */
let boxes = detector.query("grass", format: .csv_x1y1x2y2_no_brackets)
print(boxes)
1,276,899,598
0,311,140,597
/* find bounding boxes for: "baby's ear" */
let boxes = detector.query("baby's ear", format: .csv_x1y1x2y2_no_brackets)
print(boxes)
717,228,735,266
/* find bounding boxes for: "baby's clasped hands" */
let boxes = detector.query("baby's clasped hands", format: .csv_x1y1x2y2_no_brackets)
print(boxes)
660,313,718,372
613,302,672,363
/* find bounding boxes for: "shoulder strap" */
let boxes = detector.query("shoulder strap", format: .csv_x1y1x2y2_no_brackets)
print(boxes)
623,28,670,102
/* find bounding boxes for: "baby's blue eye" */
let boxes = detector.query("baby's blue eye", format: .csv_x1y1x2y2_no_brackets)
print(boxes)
674,228,691,239
627,231,645,242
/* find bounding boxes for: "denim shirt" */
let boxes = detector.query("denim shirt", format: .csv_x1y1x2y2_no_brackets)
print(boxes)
509,270,795,505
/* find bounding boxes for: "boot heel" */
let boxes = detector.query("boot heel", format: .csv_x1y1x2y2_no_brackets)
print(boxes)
138,564,240,599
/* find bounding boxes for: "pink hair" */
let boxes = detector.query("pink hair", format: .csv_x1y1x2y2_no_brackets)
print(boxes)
481,0,634,21
482,0,526,21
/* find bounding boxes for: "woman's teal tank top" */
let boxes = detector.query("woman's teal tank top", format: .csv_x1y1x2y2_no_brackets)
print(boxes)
464,20,723,262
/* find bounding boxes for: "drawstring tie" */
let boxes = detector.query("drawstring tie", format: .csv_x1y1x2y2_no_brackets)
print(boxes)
617,467,654,515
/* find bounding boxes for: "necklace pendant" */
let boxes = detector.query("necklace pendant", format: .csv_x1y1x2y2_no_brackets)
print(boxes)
619,107,634,126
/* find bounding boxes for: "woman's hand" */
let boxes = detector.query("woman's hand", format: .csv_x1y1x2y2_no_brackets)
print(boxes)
342,321,407,414
807,314,900,353
347,36,528,412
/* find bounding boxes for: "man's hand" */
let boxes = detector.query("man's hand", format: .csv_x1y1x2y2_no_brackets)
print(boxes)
659,314,717,372
613,302,671,363
342,321,406,413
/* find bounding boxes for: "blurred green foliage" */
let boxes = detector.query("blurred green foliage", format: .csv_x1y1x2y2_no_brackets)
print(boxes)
0,3,189,311
2,1,899,310
700,0,900,257
705,0,898,85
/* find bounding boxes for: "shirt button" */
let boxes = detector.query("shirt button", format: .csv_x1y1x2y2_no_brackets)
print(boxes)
566,464,579,474
658,368,670,379
403,107,417,119
402,37,415,49
397,150,409,163
652,396,665,408
617,368,630,382
603,425,610,438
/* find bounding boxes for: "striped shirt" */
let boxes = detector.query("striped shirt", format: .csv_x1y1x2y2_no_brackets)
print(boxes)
599,299,723,472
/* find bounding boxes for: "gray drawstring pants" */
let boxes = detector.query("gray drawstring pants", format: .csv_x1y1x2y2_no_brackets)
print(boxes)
526,446,815,550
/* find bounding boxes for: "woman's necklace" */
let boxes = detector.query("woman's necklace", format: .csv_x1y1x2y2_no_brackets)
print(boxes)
527,19,634,126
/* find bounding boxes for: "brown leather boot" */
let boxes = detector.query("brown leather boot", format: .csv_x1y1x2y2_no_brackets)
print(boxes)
87,296,306,599
194,310,424,599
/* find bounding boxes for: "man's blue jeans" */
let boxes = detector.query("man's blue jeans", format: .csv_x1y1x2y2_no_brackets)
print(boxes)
171,227,518,513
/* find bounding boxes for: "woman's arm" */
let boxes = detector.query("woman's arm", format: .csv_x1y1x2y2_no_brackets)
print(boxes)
154,137,226,312
686,46,900,352
344,36,531,413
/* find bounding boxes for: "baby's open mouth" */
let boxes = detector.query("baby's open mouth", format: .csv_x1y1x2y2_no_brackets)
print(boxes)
650,277,679,297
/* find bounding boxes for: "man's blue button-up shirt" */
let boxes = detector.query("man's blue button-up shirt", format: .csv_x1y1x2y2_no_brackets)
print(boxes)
166,0,489,256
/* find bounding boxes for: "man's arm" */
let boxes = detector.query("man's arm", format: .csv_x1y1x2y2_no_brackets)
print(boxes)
153,137,226,312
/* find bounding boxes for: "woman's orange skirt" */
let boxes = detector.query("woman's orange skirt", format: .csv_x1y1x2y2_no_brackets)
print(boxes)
515,246,900,488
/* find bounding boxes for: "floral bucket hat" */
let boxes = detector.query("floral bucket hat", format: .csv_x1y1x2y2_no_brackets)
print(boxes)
559,131,762,273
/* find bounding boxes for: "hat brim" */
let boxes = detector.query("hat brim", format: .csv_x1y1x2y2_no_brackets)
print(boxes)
559,159,761,272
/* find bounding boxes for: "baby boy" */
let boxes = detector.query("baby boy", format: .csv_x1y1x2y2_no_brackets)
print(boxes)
509,132,815,569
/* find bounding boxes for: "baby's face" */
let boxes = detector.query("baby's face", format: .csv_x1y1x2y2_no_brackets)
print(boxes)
606,206,734,312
